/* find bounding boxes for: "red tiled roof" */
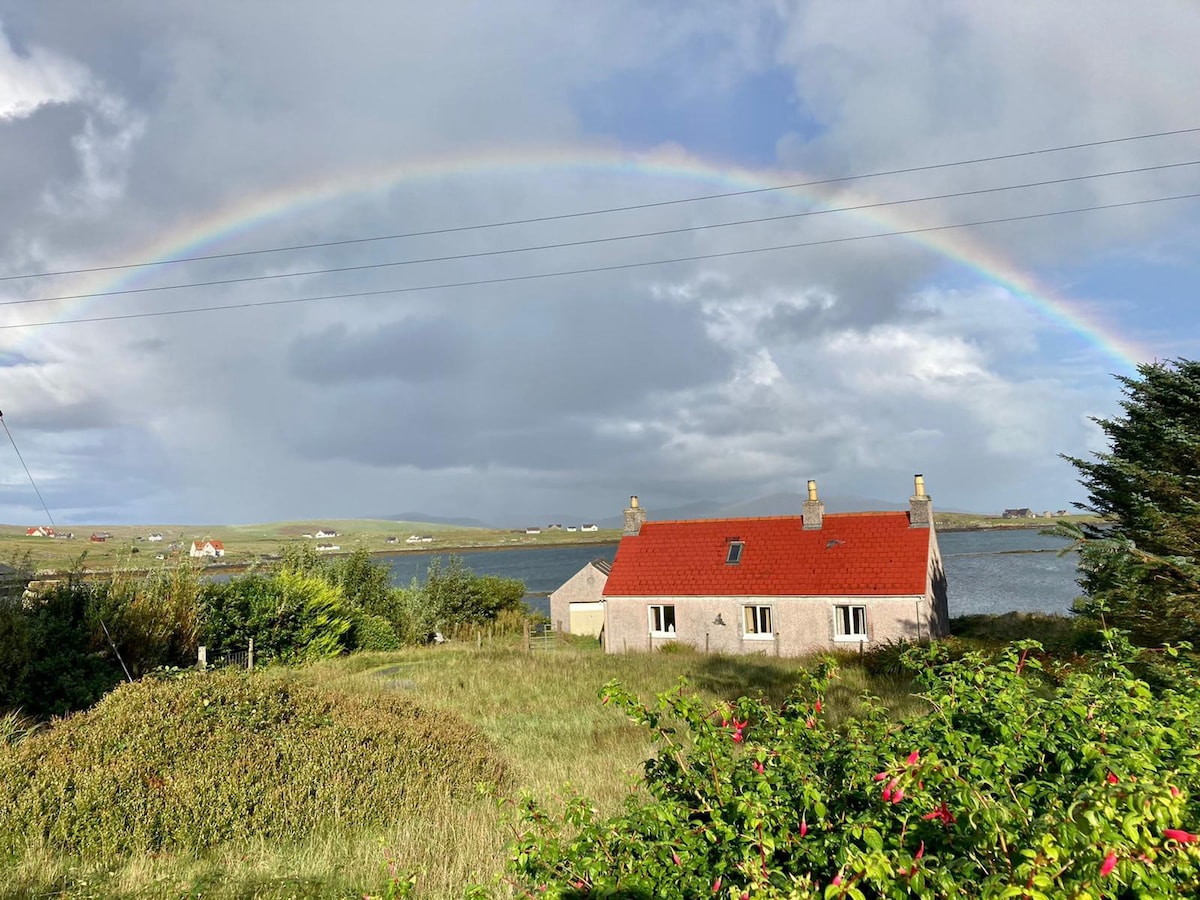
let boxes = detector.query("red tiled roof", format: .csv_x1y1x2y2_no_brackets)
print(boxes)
602,512,930,597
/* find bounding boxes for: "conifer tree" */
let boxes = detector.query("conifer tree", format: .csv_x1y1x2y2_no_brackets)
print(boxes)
1063,358,1200,644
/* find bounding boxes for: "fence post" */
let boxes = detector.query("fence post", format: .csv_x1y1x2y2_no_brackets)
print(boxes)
477,629,482,650
198,645,207,670
248,638,255,671
523,621,531,653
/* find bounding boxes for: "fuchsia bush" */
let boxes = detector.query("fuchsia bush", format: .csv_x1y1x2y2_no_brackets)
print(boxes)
503,635,1200,898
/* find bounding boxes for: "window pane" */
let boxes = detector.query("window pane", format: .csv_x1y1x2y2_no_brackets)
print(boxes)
663,605,676,632
761,607,772,634
744,606,755,633
727,542,743,564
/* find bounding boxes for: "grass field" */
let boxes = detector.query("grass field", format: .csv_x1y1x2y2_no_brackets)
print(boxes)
0,638,920,899
0,519,624,573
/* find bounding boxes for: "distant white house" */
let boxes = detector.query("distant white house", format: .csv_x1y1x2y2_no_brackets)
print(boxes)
315,529,338,538
406,534,423,544
190,540,225,558
385,536,399,544
420,535,434,542
147,533,164,542
25,526,54,537
316,543,340,551
567,525,578,532
580,524,599,532
526,527,542,535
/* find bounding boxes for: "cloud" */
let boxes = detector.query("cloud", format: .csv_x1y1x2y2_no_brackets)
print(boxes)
0,4,1193,524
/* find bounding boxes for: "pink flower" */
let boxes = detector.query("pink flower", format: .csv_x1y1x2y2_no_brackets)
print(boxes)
915,841,925,861
800,815,808,838
882,786,893,802
814,699,823,713
805,717,816,728
740,893,749,900
1100,852,1118,877
891,788,905,804
1164,829,1200,844
831,873,843,887
905,750,920,767
732,730,744,744
874,771,888,782
672,852,681,866
752,760,765,775
711,876,722,893
1171,786,1182,798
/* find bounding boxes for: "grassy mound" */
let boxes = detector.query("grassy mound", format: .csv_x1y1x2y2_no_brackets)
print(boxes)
0,671,507,859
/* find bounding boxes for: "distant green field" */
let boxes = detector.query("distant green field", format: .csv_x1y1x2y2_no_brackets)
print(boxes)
0,519,623,573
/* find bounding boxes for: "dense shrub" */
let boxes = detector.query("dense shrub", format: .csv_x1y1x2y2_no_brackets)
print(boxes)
0,585,125,717
503,635,1200,898
353,611,403,651
0,671,508,859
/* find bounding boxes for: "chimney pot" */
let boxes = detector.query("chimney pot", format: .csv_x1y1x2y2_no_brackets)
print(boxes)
807,479,818,502
630,495,639,508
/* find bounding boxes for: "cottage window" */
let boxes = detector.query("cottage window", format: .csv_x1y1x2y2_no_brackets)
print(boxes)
834,604,868,641
726,541,744,564
742,605,773,639
649,604,676,636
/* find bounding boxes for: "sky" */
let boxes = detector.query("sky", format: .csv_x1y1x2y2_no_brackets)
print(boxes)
0,2,1198,527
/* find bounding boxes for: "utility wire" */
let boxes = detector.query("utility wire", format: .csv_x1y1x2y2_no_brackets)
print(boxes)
2,189,1198,331
0,410,57,527
3,124,1200,283
5,157,1199,309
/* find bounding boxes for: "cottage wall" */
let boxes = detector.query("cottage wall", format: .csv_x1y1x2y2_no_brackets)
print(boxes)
549,562,608,636
603,594,931,656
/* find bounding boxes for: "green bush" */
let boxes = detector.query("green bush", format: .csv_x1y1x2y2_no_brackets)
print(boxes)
0,671,508,860
501,635,1200,898
353,611,402,651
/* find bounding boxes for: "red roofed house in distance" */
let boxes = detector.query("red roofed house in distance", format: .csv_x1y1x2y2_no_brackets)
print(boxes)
601,477,948,656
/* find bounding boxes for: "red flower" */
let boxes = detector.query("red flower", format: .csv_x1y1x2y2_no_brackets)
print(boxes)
1164,829,1200,844
891,788,905,804
874,772,888,782
905,750,920,767
1171,786,1182,798
752,760,765,775
1100,852,1118,877
1106,771,1119,784
882,786,893,802
711,876,722,893
915,840,925,861
672,852,682,867
922,801,956,826
814,699,823,713
800,815,808,838
831,873,842,887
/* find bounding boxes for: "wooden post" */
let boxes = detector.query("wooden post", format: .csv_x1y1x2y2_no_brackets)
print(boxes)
248,638,255,671
523,621,531,653
197,645,207,670
477,629,482,650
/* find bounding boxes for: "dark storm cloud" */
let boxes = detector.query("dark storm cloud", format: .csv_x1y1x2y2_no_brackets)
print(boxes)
278,289,733,470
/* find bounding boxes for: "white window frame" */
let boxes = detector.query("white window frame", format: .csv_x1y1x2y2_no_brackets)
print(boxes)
648,604,677,636
742,604,774,640
726,541,744,564
833,604,869,642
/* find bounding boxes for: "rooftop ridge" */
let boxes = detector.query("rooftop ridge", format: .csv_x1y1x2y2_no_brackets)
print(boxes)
640,510,911,527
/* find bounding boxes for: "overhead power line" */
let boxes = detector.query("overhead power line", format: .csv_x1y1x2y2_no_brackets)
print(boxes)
0,410,57,527
5,158,1199,309
3,124,1200,283
2,189,1198,331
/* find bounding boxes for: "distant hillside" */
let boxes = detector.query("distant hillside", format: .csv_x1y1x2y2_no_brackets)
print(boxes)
375,512,493,529
596,492,910,527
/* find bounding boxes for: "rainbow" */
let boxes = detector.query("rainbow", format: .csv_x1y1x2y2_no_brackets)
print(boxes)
22,143,1153,369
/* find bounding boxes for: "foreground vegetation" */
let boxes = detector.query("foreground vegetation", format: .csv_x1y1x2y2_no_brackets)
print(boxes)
1,639,888,898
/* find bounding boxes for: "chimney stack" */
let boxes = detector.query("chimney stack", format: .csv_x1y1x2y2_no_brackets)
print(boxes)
623,495,647,535
909,474,932,528
802,479,824,530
